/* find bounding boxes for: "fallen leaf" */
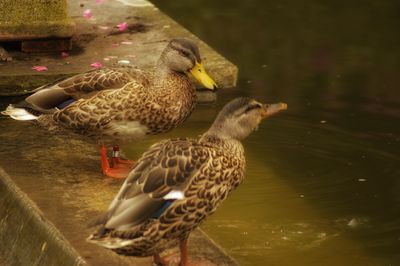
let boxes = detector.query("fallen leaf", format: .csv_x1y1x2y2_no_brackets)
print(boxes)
117,22,129,32
90,62,103,68
61,52,69,58
32,66,48,72
83,9,93,19
121,41,133,45
98,26,110,30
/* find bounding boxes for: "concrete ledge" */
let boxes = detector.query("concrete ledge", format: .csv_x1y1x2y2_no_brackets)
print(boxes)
0,168,85,266
0,0,237,95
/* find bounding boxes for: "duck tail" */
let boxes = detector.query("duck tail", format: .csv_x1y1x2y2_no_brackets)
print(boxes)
1,104,38,121
86,233,136,249
87,211,110,228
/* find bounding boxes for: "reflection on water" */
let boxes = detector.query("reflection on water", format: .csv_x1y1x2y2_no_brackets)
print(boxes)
151,1,400,265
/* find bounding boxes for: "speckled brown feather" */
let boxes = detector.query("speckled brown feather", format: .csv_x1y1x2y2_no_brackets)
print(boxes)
88,135,246,256
37,67,196,144
57,66,145,98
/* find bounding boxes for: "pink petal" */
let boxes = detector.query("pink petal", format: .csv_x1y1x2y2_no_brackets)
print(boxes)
32,66,48,72
83,9,93,19
90,62,103,68
112,43,120,47
61,52,69,58
96,0,105,4
117,22,128,32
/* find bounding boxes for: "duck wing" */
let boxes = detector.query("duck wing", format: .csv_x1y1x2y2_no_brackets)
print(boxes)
91,138,206,231
47,79,146,134
51,67,139,98
18,67,140,115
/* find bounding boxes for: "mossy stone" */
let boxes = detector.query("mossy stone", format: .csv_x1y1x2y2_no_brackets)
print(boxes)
0,0,74,40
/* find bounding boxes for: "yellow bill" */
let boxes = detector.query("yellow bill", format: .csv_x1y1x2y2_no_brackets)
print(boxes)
189,61,218,90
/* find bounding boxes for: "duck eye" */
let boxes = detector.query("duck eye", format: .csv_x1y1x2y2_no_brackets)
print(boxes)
179,50,190,57
244,104,262,113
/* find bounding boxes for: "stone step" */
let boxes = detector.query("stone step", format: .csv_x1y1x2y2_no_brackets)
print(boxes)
0,0,237,95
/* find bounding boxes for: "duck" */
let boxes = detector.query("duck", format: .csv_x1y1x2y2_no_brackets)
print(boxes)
87,97,287,265
2,38,218,179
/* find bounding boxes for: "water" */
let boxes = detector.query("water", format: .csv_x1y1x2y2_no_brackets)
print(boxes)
148,1,400,265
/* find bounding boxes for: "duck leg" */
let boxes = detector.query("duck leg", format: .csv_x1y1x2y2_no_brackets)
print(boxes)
179,238,189,266
100,144,134,179
151,238,190,266
153,254,168,266
110,145,135,166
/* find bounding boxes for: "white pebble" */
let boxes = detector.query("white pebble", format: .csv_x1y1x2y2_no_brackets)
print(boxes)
118,60,130,64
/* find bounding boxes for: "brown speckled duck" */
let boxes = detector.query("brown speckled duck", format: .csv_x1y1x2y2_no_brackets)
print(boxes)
87,97,287,265
2,38,217,178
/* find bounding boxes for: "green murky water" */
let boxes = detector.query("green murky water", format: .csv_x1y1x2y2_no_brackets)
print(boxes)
149,1,400,265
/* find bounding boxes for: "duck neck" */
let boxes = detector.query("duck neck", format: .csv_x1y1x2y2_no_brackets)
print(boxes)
202,125,231,140
156,60,189,84
201,131,244,158
153,60,197,115
156,60,172,76
201,126,242,146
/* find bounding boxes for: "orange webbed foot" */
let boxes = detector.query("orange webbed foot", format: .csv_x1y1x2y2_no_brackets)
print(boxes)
100,145,135,179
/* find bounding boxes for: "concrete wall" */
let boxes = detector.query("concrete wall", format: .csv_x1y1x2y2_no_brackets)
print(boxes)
0,169,86,266
0,0,74,40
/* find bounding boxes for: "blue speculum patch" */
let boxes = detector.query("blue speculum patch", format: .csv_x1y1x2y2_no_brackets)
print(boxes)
57,98,75,109
151,200,173,218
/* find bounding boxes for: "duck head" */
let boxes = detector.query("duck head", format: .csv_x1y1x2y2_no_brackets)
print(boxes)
207,97,288,140
160,38,218,90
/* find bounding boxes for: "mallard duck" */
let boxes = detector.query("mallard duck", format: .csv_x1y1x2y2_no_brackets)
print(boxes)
2,38,217,178
87,97,287,265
